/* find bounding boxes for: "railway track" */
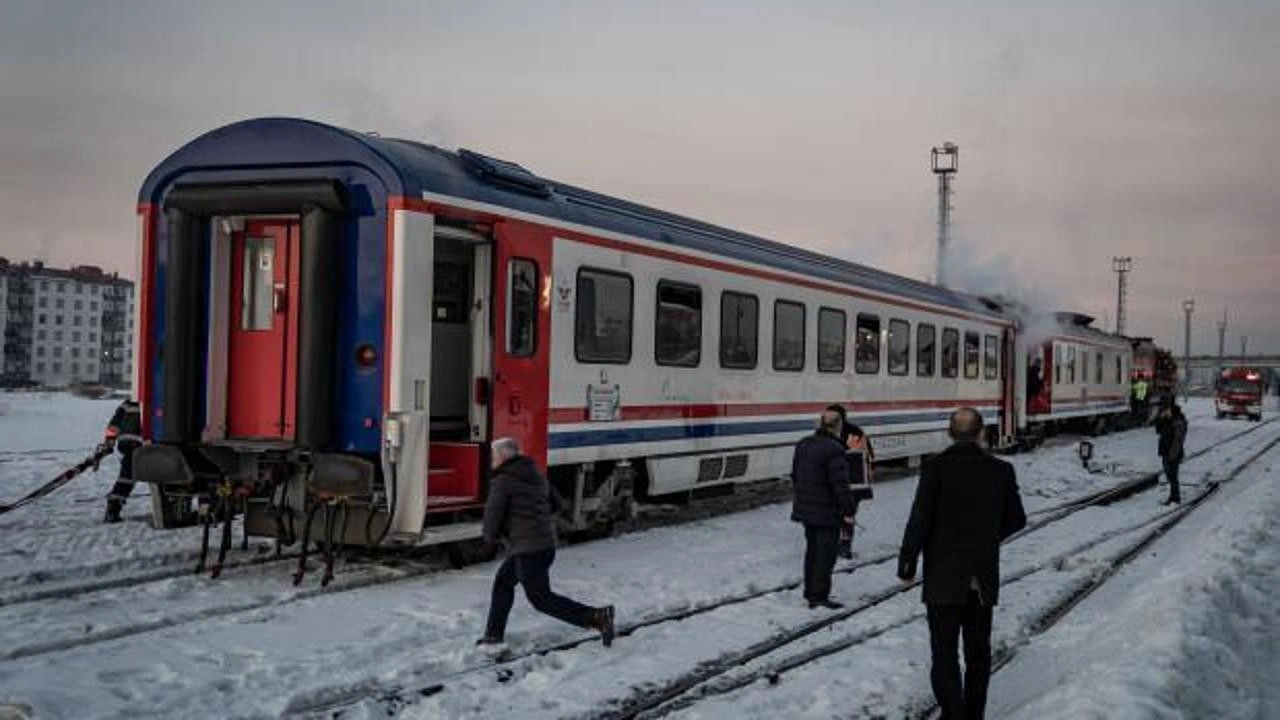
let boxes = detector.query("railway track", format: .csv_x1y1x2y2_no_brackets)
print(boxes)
595,429,1280,720
0,551,447,663
281,418,1280,719
907,429,1280,720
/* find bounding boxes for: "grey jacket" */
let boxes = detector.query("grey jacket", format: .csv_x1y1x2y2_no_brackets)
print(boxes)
482,455,560,555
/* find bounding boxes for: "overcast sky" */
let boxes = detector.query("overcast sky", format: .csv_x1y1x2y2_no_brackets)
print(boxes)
1,0,1276,354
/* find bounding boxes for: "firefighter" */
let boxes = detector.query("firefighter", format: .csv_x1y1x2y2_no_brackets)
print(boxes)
827,404,875,560
103,399,143,523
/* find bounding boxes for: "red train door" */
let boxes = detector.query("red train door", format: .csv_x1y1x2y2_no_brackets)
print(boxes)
226,220,300,439
490,224,552,466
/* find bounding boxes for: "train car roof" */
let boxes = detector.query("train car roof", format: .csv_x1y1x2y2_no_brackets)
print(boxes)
140,117,1005,321
1052,316,1130,348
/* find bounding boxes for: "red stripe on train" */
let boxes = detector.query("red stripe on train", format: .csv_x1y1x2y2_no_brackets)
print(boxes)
548,398,1002,424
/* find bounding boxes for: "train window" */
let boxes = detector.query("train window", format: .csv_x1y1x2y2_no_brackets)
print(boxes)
575,268,633,364
888,319,910,376
984,334,998,380
1096,352,1104,384
720,291,759,369
855,313,880,374
1067,346,1077,384
1115,355,1123,384
1082,351,1089,384
656,281,702,367
942,328,959,378
964,331,980,379
917,324,936,377
817,307,846,373
773,300,805,371
507,258,538,357
240,237,275,331
1055,345,1062,384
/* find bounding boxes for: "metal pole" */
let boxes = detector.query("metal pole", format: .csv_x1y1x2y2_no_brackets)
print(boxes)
1240,335,1247,360
936,172,951,287
1182,299,1195,402
1112,257,1132,335
1217,308,1227,378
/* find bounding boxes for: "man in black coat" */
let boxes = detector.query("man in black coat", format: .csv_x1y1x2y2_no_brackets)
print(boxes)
478,438,615,647
898,408,1026,720
791,408,855,609
1154,400,1188,504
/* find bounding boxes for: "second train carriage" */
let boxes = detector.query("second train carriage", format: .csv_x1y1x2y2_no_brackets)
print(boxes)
130,117,1124,549
1021,312,1133,435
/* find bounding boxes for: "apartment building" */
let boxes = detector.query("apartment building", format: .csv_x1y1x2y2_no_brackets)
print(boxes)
0,259,134,389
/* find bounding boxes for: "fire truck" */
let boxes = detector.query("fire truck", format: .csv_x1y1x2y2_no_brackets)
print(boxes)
1215,367,1264,421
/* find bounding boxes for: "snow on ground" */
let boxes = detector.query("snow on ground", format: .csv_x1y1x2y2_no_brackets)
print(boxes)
991,431,1280,719
0,393,1275,719
0,392,215,585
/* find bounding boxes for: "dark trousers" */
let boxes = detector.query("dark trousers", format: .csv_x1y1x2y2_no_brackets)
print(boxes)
802,524,840,602
484,548,593,640
1163,459,1181,502
926,590,994,720
108,447,136,501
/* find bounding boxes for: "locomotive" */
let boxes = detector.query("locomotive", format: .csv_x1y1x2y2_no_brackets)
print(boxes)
128,118,1159,561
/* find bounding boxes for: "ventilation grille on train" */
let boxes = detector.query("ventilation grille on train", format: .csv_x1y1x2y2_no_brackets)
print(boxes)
696,454,749,483
697,457,724,483
723,454,749,479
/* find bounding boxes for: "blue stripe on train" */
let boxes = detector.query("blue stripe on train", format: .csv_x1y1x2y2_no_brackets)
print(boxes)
548,409,990,450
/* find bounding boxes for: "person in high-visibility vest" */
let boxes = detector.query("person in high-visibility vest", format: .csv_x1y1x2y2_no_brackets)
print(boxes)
103,399,143,523
1131,377,1150,424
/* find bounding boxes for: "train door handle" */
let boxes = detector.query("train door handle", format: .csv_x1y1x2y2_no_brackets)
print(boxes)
273,284,287,313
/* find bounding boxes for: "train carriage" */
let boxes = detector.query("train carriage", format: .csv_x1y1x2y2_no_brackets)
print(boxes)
131,117,1105,551
1021,313,1133,435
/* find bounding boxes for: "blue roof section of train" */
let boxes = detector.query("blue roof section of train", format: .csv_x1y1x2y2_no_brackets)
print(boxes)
140,116,1005,321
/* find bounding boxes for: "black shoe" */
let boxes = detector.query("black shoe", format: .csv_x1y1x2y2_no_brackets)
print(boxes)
591,605,616,647
837,543,853,560
808,599,844,610
104,499,123,524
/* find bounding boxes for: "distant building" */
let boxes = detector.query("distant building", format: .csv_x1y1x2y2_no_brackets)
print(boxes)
0,259,134,389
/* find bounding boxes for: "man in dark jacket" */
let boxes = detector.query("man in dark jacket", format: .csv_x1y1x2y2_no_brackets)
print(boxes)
103,399,143,523
478,438,615,647
898,408,1026,720
791,409,855,609
1154,400,1188,504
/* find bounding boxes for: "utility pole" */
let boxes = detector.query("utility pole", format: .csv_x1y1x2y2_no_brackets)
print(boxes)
931,142,958,288
1182,299,1195,402
1217,308,1227,378
1112,257,1132,335
1240,334,1248,361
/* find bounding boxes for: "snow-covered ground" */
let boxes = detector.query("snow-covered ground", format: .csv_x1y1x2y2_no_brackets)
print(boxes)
0,392,1276,719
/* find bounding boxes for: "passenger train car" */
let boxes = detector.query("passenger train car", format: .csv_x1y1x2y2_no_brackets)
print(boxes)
1022,312,1133,436
129,118,1135,551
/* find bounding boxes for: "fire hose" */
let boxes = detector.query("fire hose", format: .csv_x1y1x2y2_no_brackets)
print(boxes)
0,444,115,515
